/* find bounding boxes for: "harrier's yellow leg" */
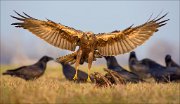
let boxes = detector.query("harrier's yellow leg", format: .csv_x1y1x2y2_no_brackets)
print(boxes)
73,68,78,80
73,50,82,80
87,51,94,82
73,61,79,80
87,69,91,82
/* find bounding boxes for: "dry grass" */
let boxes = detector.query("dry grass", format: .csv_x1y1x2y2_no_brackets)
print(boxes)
0,65,180,104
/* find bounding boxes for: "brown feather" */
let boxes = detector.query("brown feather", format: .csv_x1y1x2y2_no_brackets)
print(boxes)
53,31,60,46
108,45,113,55
112,45,116,55
125,38,136,49
120,39,128,53
11,12,83,51
49,31,57,44
64,41,68,49
11,12,169,57
117,42,123,54
56,33,61,47
113,42,119,55
96,13,169,56
59,38,64,48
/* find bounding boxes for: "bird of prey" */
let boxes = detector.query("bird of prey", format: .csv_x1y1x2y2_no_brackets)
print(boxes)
129,51,180,82
59,62,94,82
104,56,143,83
165,55,180,68
2,56,53,80
11,11,169,81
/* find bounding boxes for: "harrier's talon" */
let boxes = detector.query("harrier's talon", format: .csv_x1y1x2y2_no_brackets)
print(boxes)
87,76,92,82
73,71,78,80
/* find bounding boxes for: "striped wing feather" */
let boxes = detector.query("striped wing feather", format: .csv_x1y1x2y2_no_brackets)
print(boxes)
96,13,169,56
11,11,84,51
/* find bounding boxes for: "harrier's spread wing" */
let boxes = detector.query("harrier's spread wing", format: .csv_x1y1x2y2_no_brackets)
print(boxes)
96,13,169,56
11,11,84,51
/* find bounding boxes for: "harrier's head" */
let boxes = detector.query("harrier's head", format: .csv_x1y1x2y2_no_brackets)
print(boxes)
84,31,94,40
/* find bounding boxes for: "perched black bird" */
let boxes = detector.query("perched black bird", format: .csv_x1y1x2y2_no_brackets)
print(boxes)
59,62,94,82
2,56,53,80
129,51,180,82
164,55,180,81
128,51,151,79
165,55,180,68
104,56,143,83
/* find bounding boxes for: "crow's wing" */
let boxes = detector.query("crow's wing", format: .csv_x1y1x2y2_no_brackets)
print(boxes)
17,65,43,77
3,66,26,75
96,13,169,56
11,11,84,51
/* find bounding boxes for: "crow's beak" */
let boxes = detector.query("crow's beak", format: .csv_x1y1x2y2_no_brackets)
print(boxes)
49,57,54,61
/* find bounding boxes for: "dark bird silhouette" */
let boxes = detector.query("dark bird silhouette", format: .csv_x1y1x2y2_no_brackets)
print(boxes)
128,51,151,79
59,62,94,82
104,56,143,83
129,51,180,82
165,55,180,68
11,11,169,81
164,55,180,81
2,56,53,80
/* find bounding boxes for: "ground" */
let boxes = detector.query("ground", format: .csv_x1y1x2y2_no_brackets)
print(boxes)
0,65,180,104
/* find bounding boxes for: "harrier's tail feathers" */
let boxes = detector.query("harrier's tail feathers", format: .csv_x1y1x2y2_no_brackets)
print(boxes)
56,52,77,64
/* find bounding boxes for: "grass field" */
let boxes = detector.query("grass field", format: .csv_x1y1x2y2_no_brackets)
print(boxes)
0,64,180,104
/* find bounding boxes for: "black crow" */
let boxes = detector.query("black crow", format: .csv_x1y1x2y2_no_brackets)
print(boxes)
165,55,180,68
164,55,180,81
2,56,53,80
129,51,180,82
59,62,94,82
128,51,151,79
104,56,143,83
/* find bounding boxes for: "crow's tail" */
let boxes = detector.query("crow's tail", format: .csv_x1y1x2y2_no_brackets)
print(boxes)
2,70,15,76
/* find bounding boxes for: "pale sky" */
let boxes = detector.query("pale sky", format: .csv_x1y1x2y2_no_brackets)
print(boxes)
0,1,179,66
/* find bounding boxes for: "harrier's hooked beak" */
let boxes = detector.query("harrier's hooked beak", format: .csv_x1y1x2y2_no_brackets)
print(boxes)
85,31,93,39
